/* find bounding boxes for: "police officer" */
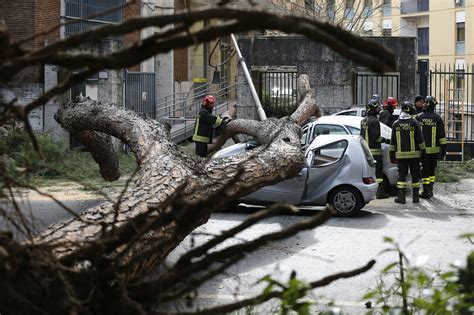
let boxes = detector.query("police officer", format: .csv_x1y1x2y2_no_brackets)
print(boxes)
390,102,426,204
380,97,398,128
193,95,229,157
414,95,425,114
416,96,447,199
361,99,391,199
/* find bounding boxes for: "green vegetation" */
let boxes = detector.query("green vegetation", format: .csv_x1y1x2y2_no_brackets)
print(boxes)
435,160,474,183
364,236,474,314
0,130,137,188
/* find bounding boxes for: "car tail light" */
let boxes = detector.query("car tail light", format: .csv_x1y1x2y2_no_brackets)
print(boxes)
363,177,375,184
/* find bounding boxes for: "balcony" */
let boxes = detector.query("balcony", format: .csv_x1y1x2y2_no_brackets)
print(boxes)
456,42,465,54
400,0,429,15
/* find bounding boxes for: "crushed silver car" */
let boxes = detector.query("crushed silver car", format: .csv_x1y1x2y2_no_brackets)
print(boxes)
214,134,378,216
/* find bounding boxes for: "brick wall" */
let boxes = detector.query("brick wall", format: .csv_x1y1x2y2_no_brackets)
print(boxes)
124,0,141,71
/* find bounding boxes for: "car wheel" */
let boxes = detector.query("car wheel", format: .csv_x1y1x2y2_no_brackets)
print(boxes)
328,186,364,217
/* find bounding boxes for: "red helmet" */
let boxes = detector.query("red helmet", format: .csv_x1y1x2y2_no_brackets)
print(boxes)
202,95,216,108
383,97,398,109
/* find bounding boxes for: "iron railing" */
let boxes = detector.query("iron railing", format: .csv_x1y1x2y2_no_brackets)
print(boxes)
354,73,399,106
258,71,298,118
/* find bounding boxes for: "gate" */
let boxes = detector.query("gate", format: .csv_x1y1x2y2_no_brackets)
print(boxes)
125,72,156,118
257,70,298,118
430,63,474,161
354,72,399,106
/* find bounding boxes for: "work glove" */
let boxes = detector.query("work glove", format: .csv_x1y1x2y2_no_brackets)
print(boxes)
420,149,427,161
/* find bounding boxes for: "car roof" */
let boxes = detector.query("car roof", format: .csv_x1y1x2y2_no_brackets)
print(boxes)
313,115,363,127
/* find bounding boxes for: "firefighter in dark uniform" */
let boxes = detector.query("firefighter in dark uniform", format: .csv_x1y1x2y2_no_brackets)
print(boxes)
379,97,398,128
193,95,228,157
361,99,391,199
414,95,425,115
416,96,447,199
390,102,426,204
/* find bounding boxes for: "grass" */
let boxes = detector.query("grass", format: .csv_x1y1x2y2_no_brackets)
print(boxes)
435,159,474,183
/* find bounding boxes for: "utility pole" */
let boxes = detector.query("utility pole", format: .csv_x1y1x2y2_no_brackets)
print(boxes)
230,34,267,121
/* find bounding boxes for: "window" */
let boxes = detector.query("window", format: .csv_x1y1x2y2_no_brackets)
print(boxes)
346,125,361,135
345,0,355,19
309,140,348,167
310,124,347,143
64,0,125,36
456,22,465,54
382,0,391,16
455,0,465,7
417,27,429,55
417,0,429,12
382,28,392,36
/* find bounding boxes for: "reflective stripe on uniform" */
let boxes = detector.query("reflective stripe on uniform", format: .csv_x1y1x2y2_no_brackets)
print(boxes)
397,181,407,188
376,135,382,143
426,146,440,154
215,116,223,127
376,178,383,183
371,149,382,155
395,151,421,159
410,130,415,152
396,131,401,153
430,176,436,183
411,181,421,188
439,137,447,145
365,129,369,143
192,134,210,143
419,142,426,150
432,126,436,148
422,177,431,185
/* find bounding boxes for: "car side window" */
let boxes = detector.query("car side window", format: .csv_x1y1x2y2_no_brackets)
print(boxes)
300,125,309,146
310,124,347,142
346,125,361,135
336,110,357,116
308,140,348,167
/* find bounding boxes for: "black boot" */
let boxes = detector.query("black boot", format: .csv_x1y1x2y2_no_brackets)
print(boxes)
412,188,420,203
376,182,390,199
428,183,434,198
394,189,406,204
420,184,431,199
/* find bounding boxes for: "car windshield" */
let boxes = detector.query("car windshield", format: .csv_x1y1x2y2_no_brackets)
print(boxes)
346,125,360,135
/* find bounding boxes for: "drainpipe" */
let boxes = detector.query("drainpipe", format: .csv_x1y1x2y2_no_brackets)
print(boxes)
230,33,267,121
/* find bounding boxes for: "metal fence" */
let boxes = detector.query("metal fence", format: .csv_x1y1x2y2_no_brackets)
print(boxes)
354,73,399,106
430,63,474,145
125,72,156,119
258,71,298,118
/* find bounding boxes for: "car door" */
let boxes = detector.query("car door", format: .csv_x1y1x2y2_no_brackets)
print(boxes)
244,169,308,205
302,139,349,204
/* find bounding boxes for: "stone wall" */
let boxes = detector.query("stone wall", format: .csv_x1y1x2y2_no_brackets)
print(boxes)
236,36,417,119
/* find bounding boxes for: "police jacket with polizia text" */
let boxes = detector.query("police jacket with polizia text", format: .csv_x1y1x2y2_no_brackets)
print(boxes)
390,113,426,159
416,110,447,154
360,114,389,156
192,106,223,144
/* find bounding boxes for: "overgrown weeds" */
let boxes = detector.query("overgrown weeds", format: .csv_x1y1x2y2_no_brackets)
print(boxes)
436,160,474,183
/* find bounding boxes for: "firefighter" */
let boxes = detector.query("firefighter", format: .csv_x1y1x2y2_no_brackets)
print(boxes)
380,97,398,128
416,96,447,198
193,95,229,157
389,102,426,204
361,99,391,199
414,95,425,114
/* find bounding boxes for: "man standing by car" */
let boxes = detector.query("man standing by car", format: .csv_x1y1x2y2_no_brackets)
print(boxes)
380,97,398,128
416,96,447,199
361,99,391,199
193,95,229,157
414,95,425,114
390,102,426,204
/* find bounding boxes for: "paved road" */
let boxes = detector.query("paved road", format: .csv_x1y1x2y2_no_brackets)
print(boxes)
1,180,473,313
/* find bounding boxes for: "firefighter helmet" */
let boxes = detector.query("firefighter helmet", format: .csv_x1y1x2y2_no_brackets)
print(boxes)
423,96,438,110
401,101,415,114
383,97,398,109
371,94,382,105
202,95,216,108
366,99,380,112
